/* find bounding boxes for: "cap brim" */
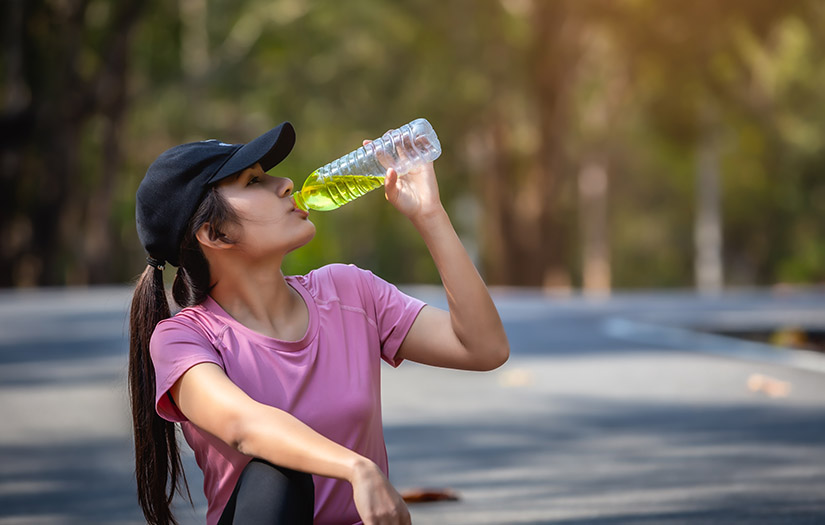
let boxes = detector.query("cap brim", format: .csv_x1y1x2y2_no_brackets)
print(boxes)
208,122,296,183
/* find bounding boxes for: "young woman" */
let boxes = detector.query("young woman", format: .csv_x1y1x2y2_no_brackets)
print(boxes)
129,121,509,525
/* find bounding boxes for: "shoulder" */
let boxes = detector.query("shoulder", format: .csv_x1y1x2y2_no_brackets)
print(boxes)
151,304,224,349
291,263,378,301
306,262,375,283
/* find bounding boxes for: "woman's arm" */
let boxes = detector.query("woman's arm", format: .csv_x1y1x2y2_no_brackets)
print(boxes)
383,163,510,371
171,362,411,524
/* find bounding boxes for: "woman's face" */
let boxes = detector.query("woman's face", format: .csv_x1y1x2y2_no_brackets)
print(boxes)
214,163,315,259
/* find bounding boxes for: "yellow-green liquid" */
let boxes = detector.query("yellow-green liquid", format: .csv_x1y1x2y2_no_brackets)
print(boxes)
293,171,385,211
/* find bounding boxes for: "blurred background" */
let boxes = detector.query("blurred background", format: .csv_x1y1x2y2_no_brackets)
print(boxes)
3,2,825,523
3,0,825,292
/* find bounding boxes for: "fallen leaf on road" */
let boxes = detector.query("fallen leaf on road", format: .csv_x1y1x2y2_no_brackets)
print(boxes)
498,368,534,387
401,488,460,503
747,373,791,398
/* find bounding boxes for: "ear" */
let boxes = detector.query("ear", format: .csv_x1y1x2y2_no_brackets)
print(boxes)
195,222,234,251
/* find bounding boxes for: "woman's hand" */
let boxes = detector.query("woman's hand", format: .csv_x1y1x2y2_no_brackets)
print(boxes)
363,139,444,222
350,458,411,525
383,162,443,222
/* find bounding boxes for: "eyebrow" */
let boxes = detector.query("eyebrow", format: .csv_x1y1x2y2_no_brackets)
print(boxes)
230,168,256,182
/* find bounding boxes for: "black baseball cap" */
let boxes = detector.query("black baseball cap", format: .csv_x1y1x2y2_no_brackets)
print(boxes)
136,122,295,267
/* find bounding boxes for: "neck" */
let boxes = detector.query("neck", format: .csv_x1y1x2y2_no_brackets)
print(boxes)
208,255,306,340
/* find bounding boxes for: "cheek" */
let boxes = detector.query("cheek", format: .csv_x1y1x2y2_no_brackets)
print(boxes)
232,218,284,245
230,213,297,250
227,196,283,226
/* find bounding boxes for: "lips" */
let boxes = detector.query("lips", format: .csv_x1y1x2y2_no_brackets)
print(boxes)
288,196,309,218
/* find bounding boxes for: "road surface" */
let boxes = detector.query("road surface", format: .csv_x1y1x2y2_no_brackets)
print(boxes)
1,285,823,524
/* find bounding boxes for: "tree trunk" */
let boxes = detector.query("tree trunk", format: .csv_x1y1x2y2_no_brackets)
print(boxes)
694,126,723,294
1,0,145,286
35,0,93,285
476,0,579,287
579,157,611,296
0,0,31,286
83,0,145,284
529,0,578,289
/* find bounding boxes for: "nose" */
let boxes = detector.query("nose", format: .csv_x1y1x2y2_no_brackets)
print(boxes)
274,176,294,197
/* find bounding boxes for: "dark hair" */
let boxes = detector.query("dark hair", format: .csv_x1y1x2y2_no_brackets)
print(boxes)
128,188,239,525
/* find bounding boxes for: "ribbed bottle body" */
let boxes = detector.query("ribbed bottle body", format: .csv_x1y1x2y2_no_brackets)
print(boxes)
293,173,385,212
294,118,441,211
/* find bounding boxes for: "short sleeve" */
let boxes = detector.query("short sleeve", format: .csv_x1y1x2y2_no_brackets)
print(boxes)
363,269,427,367
149,317,224,422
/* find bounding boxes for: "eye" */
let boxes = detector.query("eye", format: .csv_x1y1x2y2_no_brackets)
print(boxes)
246,175,262,186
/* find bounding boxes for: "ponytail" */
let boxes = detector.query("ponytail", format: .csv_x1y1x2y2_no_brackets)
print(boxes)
129,187,239,525
128,265,189,525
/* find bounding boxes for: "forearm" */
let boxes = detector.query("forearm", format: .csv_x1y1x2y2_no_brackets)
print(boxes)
236,403,369,483
410,206,509,364
237,404,408,521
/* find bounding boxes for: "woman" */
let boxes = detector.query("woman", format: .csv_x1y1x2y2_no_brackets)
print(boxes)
129,121,509,525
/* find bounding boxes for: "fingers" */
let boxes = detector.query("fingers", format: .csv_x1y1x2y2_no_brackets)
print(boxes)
351,458,411,525
364,132,412,168
384,167,398,183
365,138,394,170
383,168,398,201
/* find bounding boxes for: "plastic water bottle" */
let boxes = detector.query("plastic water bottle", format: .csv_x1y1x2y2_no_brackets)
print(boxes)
293,118,441,211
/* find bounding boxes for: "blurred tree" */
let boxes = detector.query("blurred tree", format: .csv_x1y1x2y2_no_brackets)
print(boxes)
1,0,144,285
572,24,629,296
2,0,824,289
590,0,824,289
728,11,825,284
455,0,582,287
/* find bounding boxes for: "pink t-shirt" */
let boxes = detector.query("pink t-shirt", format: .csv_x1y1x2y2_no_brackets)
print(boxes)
150,264,426,525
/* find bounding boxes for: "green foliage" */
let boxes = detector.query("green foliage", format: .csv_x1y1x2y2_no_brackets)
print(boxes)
4,0,825,288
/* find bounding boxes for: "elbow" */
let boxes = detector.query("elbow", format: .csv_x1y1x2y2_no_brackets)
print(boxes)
225,414,254,455
476,340,510,371
482,325,511,371
491,342,510,370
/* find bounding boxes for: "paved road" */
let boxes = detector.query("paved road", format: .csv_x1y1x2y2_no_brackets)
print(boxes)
1,285,824,524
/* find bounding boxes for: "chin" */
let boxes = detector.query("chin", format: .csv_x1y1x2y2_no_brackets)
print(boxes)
287,225,316,253
304,221,317,240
